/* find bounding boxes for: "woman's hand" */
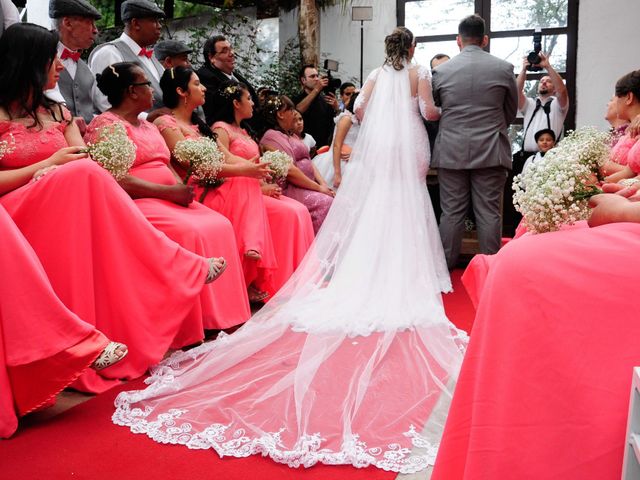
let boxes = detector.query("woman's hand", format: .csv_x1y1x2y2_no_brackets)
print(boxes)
46,146,88,166
318,184,336,197
588,193,633,227
164,184,195,207
333,172,342,189
261,183,282,198
32,165,58,181
239,159,272,180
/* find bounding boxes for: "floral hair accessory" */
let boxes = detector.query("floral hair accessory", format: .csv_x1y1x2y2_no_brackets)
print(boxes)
264,95,283,115
222,84,240,98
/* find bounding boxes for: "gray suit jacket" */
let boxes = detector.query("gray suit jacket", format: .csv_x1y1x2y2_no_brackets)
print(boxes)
431,45,517,170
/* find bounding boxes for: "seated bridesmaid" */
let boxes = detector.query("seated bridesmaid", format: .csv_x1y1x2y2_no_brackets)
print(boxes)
86,62,251,331
260,95,335,233
312,92,360,189
155,71,314,297
0,23,214,393
0,205,127,439
601,71,640,183
432,190,640,480
154,67,275,303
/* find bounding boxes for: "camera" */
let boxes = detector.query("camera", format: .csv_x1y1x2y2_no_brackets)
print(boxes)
322,59,342,95
526,28,543,72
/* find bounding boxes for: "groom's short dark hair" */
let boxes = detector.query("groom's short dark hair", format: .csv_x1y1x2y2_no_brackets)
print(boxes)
458,15,485,44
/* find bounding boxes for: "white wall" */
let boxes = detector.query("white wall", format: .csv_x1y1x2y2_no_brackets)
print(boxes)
280,1,396,87
575,0,640,128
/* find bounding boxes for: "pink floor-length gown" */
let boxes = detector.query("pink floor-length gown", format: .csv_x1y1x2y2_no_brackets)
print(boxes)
156,115,277,292
0,205,109,438
212,121,315,296
0,110,210,393
86,112,251,335
260,129,333,233
432,222,640,480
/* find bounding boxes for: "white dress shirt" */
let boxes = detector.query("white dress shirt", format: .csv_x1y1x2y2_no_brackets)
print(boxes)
45,42,79,105
89,32,159,113
1,0,20,30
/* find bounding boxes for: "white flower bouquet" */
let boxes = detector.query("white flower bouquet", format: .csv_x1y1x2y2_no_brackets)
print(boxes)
513,127,611,234
261,150,292,181
174,137,225,201
85,123,136,180
0,133,15,160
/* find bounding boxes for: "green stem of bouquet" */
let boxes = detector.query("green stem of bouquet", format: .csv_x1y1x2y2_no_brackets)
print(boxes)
199,186,209,203
574,186,602,201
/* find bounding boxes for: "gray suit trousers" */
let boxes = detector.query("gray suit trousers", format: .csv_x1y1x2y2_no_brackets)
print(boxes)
438,167,508,268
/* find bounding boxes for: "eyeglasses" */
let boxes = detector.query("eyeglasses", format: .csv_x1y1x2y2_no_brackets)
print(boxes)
131,81,152,88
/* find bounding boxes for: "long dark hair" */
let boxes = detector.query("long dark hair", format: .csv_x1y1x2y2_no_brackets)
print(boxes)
95,62,139,107
159,66,215,139
0,23,61,126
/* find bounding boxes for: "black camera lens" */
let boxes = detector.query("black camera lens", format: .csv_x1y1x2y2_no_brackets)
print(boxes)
527,51,541,65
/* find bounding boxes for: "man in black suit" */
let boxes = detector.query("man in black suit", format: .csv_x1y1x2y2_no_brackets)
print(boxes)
196,34,260,131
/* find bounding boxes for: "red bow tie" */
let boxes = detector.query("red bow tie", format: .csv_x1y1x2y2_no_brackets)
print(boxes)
60,48,81,62
139,47,153,59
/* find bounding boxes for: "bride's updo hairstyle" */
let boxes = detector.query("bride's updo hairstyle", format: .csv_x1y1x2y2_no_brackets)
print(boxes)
96,62,139,108
384,27,414,71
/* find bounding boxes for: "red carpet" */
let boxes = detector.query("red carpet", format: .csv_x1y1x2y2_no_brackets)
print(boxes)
1,270,474,479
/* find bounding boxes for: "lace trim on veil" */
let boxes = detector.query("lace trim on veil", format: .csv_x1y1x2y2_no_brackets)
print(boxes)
113,338,442,474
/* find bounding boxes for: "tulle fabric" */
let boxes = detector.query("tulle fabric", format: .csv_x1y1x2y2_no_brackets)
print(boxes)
113,62,466,473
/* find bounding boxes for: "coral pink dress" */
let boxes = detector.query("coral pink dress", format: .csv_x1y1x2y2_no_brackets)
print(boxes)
86,112,251,334
610,134,640,172
260,129,333,233
156,115,277,292
212,122,315,296
432,222,640,480
0,109,210,394
0,205,108,438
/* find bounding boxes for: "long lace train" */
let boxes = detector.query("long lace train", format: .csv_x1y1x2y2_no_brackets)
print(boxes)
113,61,467,473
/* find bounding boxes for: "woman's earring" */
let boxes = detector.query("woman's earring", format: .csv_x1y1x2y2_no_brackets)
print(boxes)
184,96,188,106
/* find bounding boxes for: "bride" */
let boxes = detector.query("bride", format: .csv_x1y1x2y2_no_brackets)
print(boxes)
113,27,467,474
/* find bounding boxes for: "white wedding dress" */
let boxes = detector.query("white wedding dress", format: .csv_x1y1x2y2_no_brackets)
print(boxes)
312,110,360,186
113,62,467,474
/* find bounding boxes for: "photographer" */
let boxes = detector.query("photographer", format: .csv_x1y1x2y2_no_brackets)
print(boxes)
503,52,569,236
293,65,339,148
516,52,569,166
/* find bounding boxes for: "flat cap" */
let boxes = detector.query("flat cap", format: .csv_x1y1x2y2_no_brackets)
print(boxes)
121,0,165,21
154,40,192,61
49,0,102,19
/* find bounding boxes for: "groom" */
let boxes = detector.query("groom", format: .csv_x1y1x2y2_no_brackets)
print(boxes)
432,14,517,269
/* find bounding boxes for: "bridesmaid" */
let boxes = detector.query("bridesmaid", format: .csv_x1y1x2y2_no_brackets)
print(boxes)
0,205,127,439
155,67,275,302
155,69,314,297
0,23,213,393
260,95,335,233
87,62,251,332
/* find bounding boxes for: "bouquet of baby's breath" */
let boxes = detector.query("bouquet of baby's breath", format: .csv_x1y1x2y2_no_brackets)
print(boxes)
513,127,611,234
0,134,15,160
261,150,292,181
174,137,225,201
85,123,136,180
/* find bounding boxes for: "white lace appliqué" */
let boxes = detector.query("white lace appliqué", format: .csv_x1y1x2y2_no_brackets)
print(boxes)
113,399,439,473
